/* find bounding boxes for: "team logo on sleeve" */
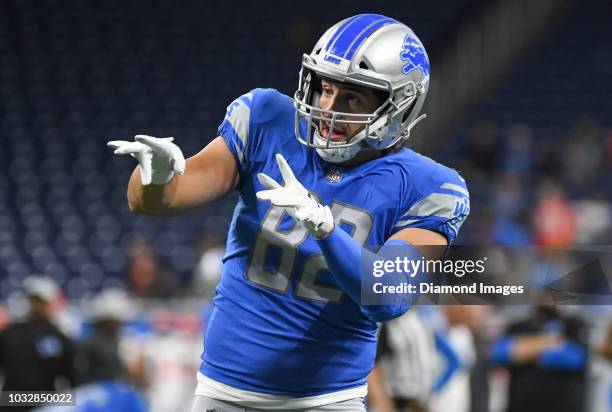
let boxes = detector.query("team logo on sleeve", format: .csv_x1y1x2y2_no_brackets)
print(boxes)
226,100,241,117
453,197,470,218
325,167,344,183
399,35,430,78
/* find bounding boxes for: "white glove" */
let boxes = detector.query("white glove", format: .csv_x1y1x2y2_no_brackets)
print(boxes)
256,154,334,238
107,135,186,185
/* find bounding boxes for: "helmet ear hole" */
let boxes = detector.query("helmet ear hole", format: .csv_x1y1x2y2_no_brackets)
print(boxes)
359,61,370,70
315,48,322,55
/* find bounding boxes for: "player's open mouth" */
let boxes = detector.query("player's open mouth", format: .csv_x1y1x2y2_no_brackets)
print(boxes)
320,124,348,142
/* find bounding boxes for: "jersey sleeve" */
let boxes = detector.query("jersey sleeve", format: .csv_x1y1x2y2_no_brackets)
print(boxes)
218,88,292,182
218,90,255,172
392,174,470,245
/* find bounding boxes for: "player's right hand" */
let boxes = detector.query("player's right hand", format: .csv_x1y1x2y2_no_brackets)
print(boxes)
256,154,334,238
107,135,186,185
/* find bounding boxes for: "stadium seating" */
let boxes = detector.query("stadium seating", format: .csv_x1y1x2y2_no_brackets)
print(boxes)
0,0,609,298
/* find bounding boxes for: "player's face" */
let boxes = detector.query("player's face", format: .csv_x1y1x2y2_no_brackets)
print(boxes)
317,79,381,142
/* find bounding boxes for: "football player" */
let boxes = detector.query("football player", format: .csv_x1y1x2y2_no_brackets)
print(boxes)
108,14,470,411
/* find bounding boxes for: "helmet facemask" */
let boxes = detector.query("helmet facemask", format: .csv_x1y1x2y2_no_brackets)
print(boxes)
293,16,430,163
294,59,426,163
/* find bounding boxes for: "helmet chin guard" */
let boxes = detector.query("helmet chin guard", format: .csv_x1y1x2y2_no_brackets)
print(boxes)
313,129,364,163
293,14,430,163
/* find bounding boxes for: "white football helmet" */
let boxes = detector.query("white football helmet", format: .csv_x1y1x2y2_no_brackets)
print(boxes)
294,14,430,163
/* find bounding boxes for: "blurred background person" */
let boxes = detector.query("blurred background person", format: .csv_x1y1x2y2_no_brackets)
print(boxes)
368,306,489,412
0,276,74,411
593,321,612,412
368,308,440,412
428,306,489,412
66,288,149,412
34,380,148,412
191,233,224,303
126,235,181,299
74,288,147,388
490,302,588,412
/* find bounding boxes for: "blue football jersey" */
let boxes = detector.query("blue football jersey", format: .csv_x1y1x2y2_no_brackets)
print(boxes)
199,88,469,397
34,382,148,412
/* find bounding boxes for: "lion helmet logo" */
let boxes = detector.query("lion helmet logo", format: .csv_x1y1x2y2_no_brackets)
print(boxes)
399,35,430,79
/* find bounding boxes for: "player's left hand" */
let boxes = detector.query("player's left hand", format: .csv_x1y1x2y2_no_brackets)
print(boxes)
256,154,334,238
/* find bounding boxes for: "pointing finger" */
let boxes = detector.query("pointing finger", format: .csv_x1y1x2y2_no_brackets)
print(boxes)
109,141,146,155
134,135,174,150
258,173,282,190
256,189,276,201
275,154,298,186
256,190,300,207
107,140,130,150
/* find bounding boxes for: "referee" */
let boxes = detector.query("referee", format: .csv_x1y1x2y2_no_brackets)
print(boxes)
368,308,442,412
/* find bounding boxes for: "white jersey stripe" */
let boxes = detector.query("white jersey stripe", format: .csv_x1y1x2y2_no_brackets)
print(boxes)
400,193,459,220
440,183,469,197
